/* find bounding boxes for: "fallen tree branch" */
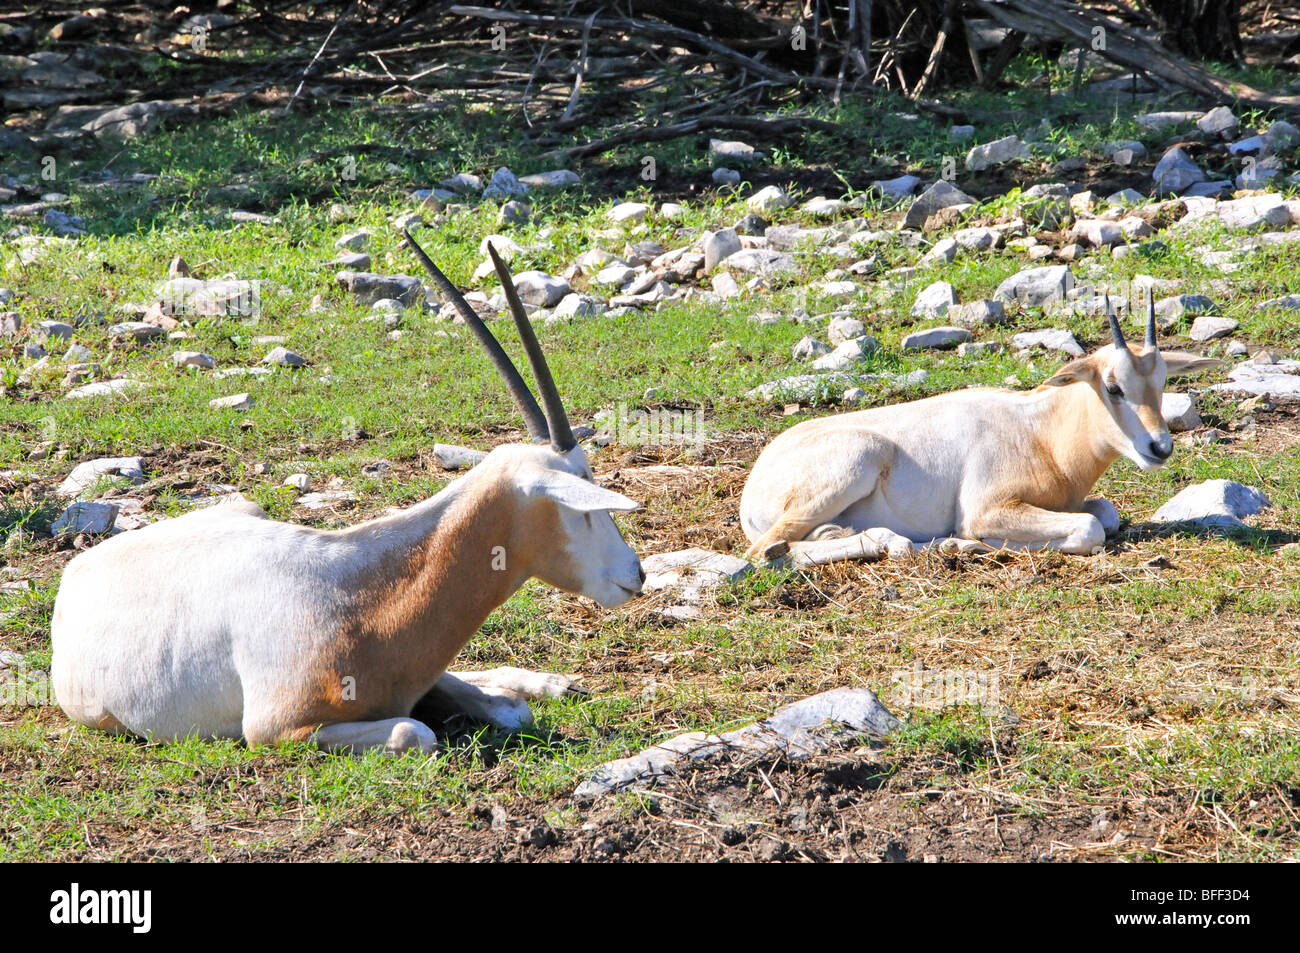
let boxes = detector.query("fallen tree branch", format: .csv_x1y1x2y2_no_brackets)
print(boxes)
968,0,1300,110
550,112,847,161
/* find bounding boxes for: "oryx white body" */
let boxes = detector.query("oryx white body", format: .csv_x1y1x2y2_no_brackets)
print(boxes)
52,444,642,753
52,230,644,755
741,325,1217,562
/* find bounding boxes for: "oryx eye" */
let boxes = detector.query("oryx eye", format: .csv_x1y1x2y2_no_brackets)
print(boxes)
1106,382,1123,398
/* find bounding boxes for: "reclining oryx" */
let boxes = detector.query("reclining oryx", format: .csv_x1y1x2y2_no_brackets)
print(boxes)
740,299,1219,564
51,229,644,755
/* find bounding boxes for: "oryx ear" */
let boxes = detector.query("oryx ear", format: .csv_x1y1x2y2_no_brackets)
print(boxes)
1162,351,1223,378
518,469,640,513
1042,357,1097,387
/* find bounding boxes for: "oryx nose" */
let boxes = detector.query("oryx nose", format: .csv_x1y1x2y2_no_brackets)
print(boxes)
1149,435,1173,460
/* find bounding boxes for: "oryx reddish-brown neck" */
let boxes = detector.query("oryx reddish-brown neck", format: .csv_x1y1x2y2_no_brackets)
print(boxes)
1027,376,1123,509
291,465,563,726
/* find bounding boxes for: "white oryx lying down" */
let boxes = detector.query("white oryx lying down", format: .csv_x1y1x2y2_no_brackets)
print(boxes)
51,230,645,755
740,298,1219,564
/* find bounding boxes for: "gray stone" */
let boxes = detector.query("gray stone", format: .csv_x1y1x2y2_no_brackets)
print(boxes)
813,336,879,370
284,473,311,493
1214,194,1290,231
1161,392,1202,431
518,169,580,189
553,294,603,320
1182,180,1232,199
793,336,831,361
1264,120,1300,153
949,125,975,142
1106,188,1145,205
711,167,741,186
439,173,483,194
172,351,215,369
995,265,1075,307
83,100,185,141
36,321,75,341
904,180,975,229
953,226,1000,252
498,201,530,226
1152,479,1270,529
957,341,1003,357
1196,105,1239,136
1021,183,1073,230
701,228,742,271
334,230,371,252
872,174,921,202
65,379,143,399
920,237,958,266
709,139,757,163
1135,111,1200,132
607,202,649,224
433,444,487,470
481,166,528,200
642,548,753,594
902,326,971,351
802,196,845,217
1188,316,1238,341
261,346,308,367
57,456,145,497
51,501,119,535
1210,358,1300,398
721,248,796,277
828,316,866,344
1070,219,1123,247
1104,140,1148,161
108,321,163,341
949,299,1007,327
911,280,956,318
1255,294,1300,313
1154,295,1217,324
209,392,254,411
1152,147,1207,196
747,185,793,213
0,311,19,337
965,135,1030,171
335,271,423,308
510,271,570,308
1012,328,1085,357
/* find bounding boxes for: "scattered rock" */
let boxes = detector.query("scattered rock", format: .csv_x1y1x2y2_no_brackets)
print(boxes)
1152,479,1270,529
1161,392,1202,431
172,351,215,369
901,326,971,351
1152,147,1206,196
1012,328,1084,357
747,185,793,213
995,265,1075,307
335,272,423,308
948,299,1007,327
518,169,580,189
702,228,742,270
711,168,741,186
481,167,528,200
813,336,879,370
510,271,570,308
911,280,955,317
903,180,975,229
57,456,145,497
793,336,831,361
607,202,650,224
1188,316,1238,341
1196,105,1238,136
209,392,254,411
433,443,487,470
872,174,921,202
965,135,1030,171
65,379,144,399
52,501,119,536
261,346,308,367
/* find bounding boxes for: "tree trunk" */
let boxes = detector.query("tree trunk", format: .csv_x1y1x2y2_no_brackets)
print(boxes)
1142,0,1242,63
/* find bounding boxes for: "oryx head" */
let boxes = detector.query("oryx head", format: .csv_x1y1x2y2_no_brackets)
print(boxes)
404,226,644,607
1044,296,1221,472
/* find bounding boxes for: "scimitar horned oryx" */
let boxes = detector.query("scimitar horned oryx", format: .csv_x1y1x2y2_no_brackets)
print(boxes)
739,297,1220,565
51,227,645,755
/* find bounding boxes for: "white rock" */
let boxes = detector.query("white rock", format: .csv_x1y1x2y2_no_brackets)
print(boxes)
793,336,831,361
607,202,649,224
433,444,487,470
920,237,958,266
1135,111,1200,132
711,272,741,299
511,271,570,308
813,336,879,370
802,197,845,217
904,180,975,229
1161,392,1202,431
57,456,145,496
1188,316,1238,341
1152,147,1207,196
518,169,580,189
902,326,971,351
995,265,1075,307
481,166,528,200
872,175,921,201
721,249,796,277
965,135,1030,171
948,300,1007,327
953,227,999,252
478,234,522,260
172,351,215,369
334,230,371,251
1214,194,1291,231
1071,219,1123,247
911,280,956,317
701,228,742,270
553,293,604,319
284,473,311,493
1196,105,1238,136
709,139,756,163
1012,329,1084,357
1152,480,1270,528
828,317,866,344
209,392,254,411
642,548,753,594
659,202,687,220
747,185,793,213
51,501,119,535
65,379,143,399
1210,358,1300,398
712,167,740,186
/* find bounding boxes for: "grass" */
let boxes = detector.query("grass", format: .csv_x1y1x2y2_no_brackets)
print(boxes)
2,63,1300,861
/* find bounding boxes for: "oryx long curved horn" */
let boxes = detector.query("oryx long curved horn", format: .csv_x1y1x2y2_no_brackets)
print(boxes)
487,242,577,453
1145,294,1158,349
1105,295,1128,351
403,226,549,443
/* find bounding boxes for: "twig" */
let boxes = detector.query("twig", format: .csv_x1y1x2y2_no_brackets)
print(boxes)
282,0,357,116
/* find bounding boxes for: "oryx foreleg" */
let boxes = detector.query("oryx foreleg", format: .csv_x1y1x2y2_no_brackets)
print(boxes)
967,502,1106,555
415,668,583,732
